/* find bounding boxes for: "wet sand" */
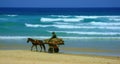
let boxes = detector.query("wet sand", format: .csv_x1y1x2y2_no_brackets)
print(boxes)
0,50,120,64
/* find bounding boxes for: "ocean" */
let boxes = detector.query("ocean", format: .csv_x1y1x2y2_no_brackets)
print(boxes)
0,8,120,56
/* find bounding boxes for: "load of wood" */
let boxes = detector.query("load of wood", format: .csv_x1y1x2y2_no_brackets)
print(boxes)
44,38,64,45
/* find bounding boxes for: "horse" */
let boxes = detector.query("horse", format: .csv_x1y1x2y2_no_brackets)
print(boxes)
27,38,46,52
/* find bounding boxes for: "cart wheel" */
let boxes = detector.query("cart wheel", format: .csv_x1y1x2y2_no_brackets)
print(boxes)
48,48,54,53
54,47,59,53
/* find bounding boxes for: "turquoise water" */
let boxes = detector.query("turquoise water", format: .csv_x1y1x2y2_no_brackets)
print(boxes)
1,15,120,37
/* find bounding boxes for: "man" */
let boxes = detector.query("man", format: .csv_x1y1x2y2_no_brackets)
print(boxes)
48,32,59,53
49,32,57,42
51,32,57,38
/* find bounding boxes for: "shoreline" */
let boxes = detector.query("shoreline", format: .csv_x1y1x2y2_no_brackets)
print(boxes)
0,49,120,58
0,45,120,57
0,50,120,64
0,38,120,57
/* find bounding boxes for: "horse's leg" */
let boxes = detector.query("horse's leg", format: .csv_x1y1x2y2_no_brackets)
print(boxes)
42,44,46,52
35,45,38,51
31,45,34,51
53,47,54,53
39,45,42,52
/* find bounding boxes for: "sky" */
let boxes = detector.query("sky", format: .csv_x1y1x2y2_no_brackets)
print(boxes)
0,0,120,8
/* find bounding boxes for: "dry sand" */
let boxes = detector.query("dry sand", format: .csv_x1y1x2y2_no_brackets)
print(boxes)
0,50,120,64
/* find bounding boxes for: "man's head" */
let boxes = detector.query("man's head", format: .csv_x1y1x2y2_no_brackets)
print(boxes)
52,32,55,34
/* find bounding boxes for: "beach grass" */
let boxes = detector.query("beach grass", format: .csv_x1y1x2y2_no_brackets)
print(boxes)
0,50,120,64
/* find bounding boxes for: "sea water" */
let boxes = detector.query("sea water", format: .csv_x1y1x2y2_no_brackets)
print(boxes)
0,8,120,56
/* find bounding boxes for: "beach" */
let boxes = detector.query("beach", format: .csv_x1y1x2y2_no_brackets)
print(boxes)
0,50,120,64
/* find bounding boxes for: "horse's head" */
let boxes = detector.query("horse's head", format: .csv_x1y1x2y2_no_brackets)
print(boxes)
27,38,30,43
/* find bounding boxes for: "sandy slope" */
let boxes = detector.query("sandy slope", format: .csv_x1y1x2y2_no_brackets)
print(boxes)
0,50,120,64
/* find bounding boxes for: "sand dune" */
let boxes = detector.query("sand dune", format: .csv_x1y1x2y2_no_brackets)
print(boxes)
0,50,120,64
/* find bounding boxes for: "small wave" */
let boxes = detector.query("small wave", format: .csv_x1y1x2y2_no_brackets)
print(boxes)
5,15,18,17
50,15,71,18
0,36,49,39
25,23,51,28
25,23,120,30
0,36,120,39
25,23,83,28
75,16,99,19
75,16,120,19
49,31,120,35
41,18,62,22
50,15,120,19
54,22,70,25
41,16,120,22
40,17,83,22
75,16,120,22
54,25,120,30
109,16,120,21
112,19,120,21
91,22,120,26
59,37,120,39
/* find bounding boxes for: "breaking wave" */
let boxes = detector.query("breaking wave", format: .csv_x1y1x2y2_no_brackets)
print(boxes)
40,17,83,22
91,22,120,26
25,23,51,28
40,15,120,22
0,36,48,39
5,15,18,17
25,23,120,29
0,36,120,39
48,31,120,36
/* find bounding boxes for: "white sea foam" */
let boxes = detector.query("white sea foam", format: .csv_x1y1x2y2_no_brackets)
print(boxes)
91,22,120,26
60,37,120,39
75,16,120,18
48,31,120,35
5,15,18,17
41,18,62,22
54,25,120,30
25,23,120,30
0,36,49,39
40,17,83,22
41,15,120,22
75,16,120,23
75,16,100,19
50,15,71,17
50,15,120,18
25,23,86,29
0,36,120,39
54,22,70,25
72,16,120,22
0,36,28,39
112,19,120,21
25,23,51,28
109,16,120,21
